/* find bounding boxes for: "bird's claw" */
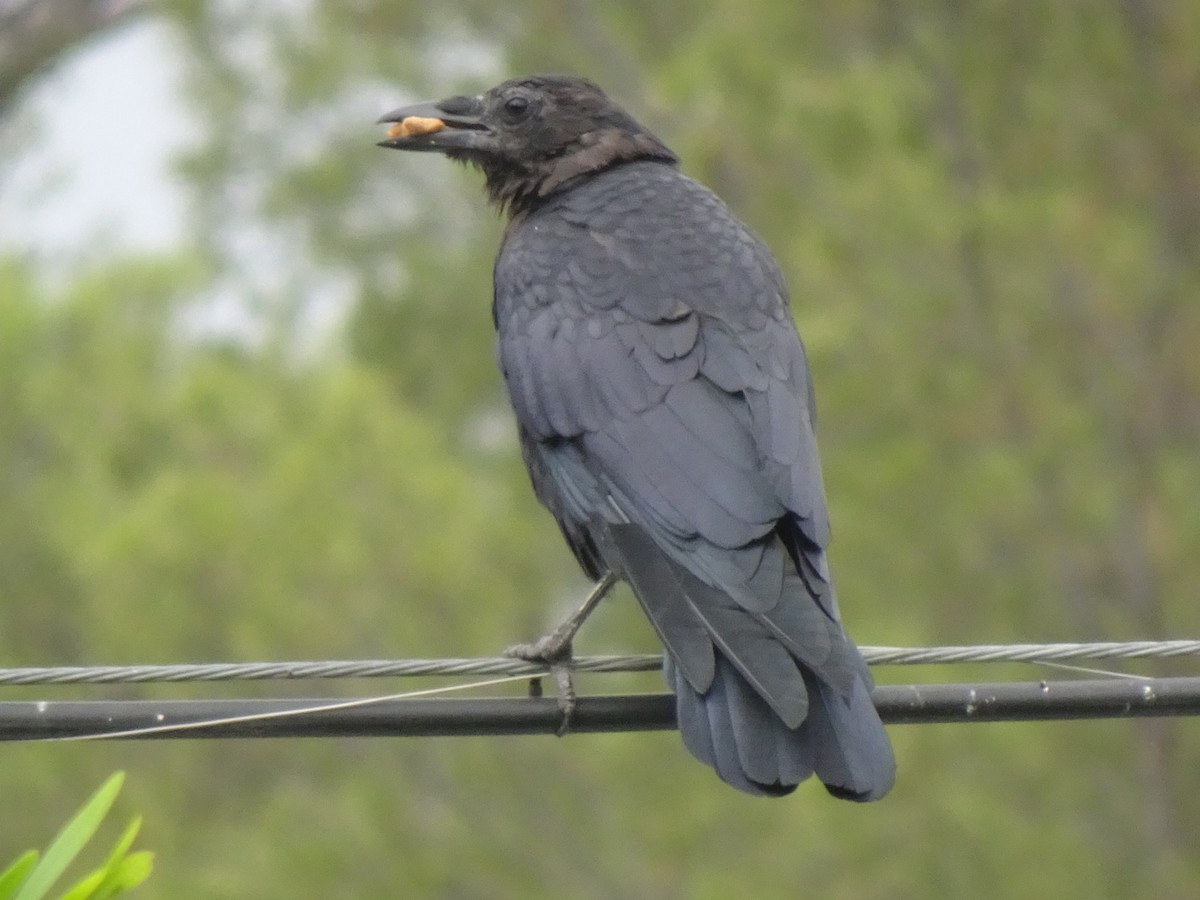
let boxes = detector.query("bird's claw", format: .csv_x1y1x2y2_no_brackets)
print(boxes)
504,630,573,663
505,637,576,736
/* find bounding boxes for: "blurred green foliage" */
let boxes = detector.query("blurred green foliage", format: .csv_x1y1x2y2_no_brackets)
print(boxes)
0,772,151,900
2,2,1198,897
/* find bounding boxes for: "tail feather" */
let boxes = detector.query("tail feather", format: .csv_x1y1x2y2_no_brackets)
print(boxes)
718,657,812,788
603,520,895,801
670,656,804,796
799,669,895,802
670,654,894,800
609,523,809,726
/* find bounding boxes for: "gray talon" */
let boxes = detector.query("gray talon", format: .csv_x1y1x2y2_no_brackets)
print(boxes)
506,639,576,734
502,573,616,737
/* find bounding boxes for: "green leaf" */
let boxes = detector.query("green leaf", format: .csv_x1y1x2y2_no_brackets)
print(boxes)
87,820,153,900
99,819,141,876
14,773,124,900
0,852,38,900
56,869,104,900
86,853,154,900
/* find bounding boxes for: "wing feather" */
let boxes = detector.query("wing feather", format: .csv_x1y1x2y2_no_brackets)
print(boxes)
492,161,892,798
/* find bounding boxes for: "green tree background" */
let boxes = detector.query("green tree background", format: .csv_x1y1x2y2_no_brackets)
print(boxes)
2,2,1198,897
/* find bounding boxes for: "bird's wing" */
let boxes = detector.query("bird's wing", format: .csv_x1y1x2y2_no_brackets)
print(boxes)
494,167,865,724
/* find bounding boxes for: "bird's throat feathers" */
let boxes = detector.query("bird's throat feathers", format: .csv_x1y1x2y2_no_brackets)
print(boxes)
456,128,678,218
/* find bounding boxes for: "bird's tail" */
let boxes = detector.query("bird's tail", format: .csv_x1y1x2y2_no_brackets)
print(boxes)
667,652,894,800
601,520,894,799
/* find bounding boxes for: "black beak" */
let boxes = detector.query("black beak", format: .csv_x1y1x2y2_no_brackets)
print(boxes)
376,96,490,152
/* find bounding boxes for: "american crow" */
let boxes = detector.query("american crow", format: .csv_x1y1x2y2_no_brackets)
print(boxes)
378,75,895,800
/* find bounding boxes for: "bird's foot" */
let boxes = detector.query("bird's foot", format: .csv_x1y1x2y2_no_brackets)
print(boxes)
505,635,575,736
502,573,616,736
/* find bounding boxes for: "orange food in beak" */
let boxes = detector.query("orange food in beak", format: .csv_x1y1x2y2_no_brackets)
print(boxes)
386,116,446,139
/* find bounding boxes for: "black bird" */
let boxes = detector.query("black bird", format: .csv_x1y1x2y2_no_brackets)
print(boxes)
378,75,895,800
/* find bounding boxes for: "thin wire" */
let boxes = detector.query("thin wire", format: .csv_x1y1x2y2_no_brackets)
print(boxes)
0,640,1196,686
1033,661,1152,680
49,673,541,742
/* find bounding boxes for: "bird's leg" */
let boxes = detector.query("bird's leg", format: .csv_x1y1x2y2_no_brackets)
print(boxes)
504,571,617,735
506,571,616,661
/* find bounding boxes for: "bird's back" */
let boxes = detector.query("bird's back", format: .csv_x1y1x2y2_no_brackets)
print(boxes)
493,157,895,799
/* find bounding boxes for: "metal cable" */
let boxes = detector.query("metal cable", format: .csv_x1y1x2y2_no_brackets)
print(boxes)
0,640,1196,686
4,676,1200,741
861,639,1200,665
0,655,665,685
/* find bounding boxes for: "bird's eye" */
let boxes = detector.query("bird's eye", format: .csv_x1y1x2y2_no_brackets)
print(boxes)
503,95,530,119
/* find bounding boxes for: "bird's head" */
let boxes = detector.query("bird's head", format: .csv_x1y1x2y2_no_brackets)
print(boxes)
378,75,678,215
